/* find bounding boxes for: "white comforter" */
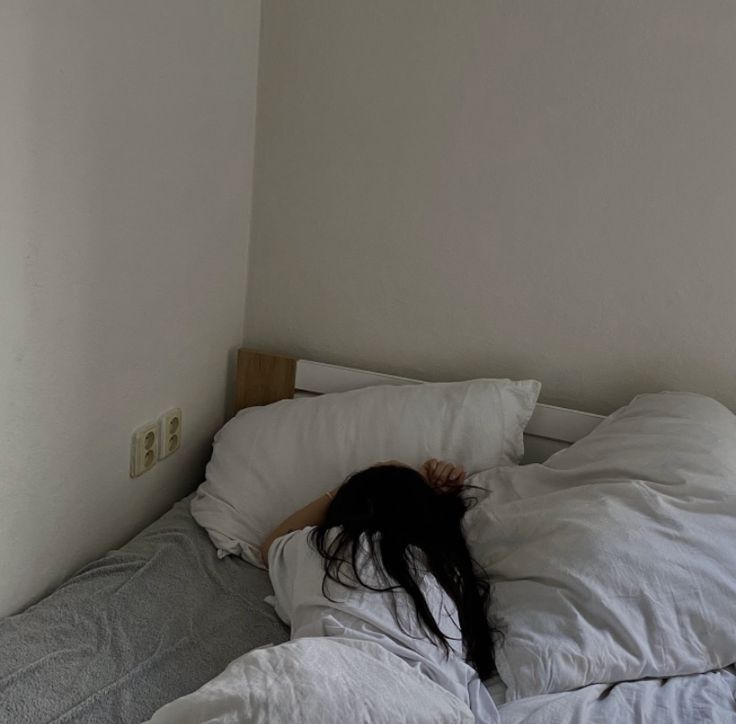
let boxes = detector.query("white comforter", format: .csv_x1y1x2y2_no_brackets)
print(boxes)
499,666,736,723
145,636,477,724
147,636,736,724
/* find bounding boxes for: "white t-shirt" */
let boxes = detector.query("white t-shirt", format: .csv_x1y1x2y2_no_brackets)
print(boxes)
267,526,497,723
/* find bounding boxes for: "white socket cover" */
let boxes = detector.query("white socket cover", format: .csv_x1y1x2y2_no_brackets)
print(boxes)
131,422,158,478
159,408,182,459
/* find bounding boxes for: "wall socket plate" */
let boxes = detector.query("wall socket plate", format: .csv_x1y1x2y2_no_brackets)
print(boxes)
130,422,158,477
159,408,182,459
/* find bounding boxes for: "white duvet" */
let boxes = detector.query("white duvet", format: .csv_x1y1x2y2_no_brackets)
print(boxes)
465,392,736,701
145,636,476,724
146,639,736,724
499,666,736,723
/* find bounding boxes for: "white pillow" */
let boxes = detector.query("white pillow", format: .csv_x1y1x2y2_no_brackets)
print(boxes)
192,378,540,566
465,392,736,701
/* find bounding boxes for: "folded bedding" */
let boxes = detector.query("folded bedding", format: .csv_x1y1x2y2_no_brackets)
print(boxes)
0,497,288,724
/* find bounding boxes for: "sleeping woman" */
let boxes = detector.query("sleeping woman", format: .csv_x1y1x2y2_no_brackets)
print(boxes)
260,459,500,722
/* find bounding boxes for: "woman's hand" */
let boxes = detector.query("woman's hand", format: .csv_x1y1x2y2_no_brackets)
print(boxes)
420,458,465,492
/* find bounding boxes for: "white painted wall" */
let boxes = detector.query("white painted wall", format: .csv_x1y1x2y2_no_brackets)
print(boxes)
245,1,736,416
0,0,260,616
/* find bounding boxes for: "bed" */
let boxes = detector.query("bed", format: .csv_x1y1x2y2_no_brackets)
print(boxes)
2,349,735,723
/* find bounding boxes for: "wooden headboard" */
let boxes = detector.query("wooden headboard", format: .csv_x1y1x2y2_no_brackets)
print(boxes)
234,348,297,410
234,348,605,463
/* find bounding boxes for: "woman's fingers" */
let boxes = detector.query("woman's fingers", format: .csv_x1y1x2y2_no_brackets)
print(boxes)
450,465,465,481
432,461,445,481
420,459,466,489
438,462,465,489
438,461,454,484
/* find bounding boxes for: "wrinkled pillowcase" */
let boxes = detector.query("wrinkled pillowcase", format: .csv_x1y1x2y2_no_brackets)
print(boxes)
465,392,736,700
193,378,540,566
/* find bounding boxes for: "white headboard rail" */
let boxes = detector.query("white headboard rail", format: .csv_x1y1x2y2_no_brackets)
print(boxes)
294,359,604,463
233,350,604,464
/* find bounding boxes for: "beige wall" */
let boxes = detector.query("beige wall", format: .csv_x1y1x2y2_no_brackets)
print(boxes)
0,0,260,616
245,1,736,416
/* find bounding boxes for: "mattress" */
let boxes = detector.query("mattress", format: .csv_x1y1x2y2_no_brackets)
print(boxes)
0,497,289,724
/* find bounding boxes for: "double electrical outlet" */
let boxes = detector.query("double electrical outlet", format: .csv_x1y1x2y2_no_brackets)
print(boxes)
130,408,182,478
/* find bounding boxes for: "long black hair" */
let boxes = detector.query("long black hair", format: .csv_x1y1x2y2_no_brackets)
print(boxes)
310,464,500,678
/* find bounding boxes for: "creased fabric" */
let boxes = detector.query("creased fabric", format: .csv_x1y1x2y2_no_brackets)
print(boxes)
145,636,477,724
498,666,736,723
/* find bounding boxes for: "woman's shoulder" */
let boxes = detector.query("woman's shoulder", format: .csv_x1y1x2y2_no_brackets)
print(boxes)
274,525,317,546
268,526,319,570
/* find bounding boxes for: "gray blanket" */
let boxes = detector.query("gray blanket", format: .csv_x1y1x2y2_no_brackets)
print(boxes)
0,497,289,724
